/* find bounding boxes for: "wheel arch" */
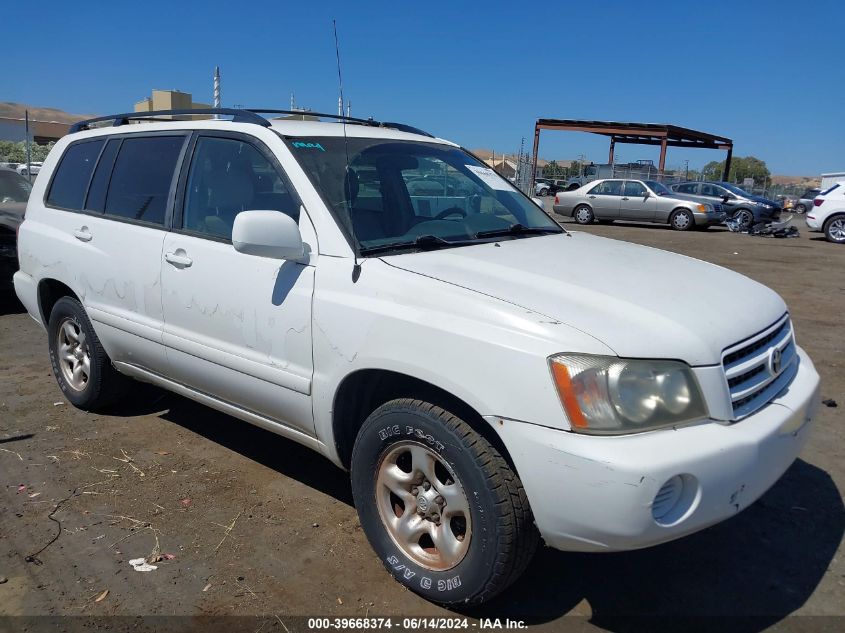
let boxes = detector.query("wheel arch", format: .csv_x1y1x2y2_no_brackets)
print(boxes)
331,368,516,473
38,278,81,325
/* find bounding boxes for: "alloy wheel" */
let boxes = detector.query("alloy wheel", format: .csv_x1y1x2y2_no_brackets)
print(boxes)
376,441,471,571
829,218,845,242
57,317,91,391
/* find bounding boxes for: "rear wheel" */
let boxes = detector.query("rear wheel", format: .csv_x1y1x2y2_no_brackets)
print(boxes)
573,205,594,225
351,399,538,606
824,216,845,244
669,208,694,231
47,297,127,410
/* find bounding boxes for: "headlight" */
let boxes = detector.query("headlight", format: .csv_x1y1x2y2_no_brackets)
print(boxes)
549,354,708,435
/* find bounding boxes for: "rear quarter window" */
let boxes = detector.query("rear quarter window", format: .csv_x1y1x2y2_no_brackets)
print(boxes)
46,140,105,210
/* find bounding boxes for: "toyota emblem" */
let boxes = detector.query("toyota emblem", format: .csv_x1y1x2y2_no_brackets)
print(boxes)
770,347,782,375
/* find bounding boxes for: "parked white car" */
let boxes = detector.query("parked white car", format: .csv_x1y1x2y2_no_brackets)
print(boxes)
14,109,820,606
805,182,845,243
17,161,43,177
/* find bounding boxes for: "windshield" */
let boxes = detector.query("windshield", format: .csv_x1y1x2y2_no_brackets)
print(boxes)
287,137,561,254
720,183,751,197
644,180,672,195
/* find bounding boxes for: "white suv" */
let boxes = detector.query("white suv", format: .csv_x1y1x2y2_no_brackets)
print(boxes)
14,109,820,605
806,182,845,243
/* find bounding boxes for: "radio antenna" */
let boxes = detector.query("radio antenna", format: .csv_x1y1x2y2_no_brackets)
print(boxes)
333,19,360,279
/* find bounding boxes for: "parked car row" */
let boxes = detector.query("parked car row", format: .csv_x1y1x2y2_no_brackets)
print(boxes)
553,178,726,230
552,179,783,231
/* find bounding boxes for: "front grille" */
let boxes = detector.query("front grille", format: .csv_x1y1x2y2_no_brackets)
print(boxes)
722,314,797,419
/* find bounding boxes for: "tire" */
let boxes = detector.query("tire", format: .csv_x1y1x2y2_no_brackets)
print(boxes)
669,208,694,231
733,208,754,230
47,296,127,410
795,204,806,214
823,215,845,244
539,188,549,196
351,399,539,606
573,204,594,225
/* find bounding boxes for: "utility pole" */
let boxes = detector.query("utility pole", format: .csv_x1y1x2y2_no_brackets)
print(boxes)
25,110,32,183
684,159,689,180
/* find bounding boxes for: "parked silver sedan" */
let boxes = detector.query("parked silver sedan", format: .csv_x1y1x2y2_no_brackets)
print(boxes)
552,179,726,230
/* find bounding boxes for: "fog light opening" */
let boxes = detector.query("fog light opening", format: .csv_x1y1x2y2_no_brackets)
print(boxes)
652,474,699,527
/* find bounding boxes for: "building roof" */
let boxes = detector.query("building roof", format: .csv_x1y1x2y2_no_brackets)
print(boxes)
534,119,733,149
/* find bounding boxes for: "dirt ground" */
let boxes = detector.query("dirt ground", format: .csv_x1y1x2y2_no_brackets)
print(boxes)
0,214,843,631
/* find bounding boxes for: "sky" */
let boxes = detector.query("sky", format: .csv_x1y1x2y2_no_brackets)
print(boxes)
4,0,842,175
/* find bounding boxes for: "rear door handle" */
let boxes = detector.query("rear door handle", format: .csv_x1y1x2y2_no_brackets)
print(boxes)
165,250,193,268
621,197,630,200
73,227,92,242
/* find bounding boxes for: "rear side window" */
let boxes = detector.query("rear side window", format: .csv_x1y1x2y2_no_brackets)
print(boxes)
46,140,104,210
104,136,185,225
84,139,121,212
589,180,623,196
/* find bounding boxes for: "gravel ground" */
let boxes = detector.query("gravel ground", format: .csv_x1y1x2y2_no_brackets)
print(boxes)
0,214,843,631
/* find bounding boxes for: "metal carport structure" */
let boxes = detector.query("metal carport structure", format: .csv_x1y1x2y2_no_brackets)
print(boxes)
531,119,733,182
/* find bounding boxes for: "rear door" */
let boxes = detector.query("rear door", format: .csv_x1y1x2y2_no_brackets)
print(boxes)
41,134,186,372
619,180,655,220
160,131,316,435
586,180,622,218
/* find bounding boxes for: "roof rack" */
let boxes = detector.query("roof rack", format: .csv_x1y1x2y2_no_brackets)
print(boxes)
243,109,435,138
69,107,435,138
69,108,270,133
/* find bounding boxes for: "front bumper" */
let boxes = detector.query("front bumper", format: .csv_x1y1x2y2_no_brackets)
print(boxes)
489,346,820,552
694,211,727,225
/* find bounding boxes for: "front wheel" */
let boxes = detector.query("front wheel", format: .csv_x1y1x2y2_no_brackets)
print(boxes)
824,216,845,244
734,209,754,230
539,188,549,196
794,204,806,214
573,204,594,225
670,208,694,231
351,399,538,606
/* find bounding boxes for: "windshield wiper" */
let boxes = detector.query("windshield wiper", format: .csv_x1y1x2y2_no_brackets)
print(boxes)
359,234,477,256
474,223,563,239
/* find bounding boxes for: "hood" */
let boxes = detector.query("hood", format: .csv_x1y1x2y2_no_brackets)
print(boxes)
666,193,714,207
383,232,786,366
750,195,780,207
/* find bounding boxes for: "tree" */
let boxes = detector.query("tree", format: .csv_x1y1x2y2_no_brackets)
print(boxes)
543,160,565,178
701,156,771,187
0,140,55,163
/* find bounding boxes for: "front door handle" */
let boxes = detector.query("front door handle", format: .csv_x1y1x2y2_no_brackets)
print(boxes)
165,250,193,268
621,197,630,200
73,227,92,242
589,195,597,199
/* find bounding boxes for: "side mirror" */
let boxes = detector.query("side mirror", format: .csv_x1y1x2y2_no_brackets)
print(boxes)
232,210,304,260
721,195,731,203
531,197,545,210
